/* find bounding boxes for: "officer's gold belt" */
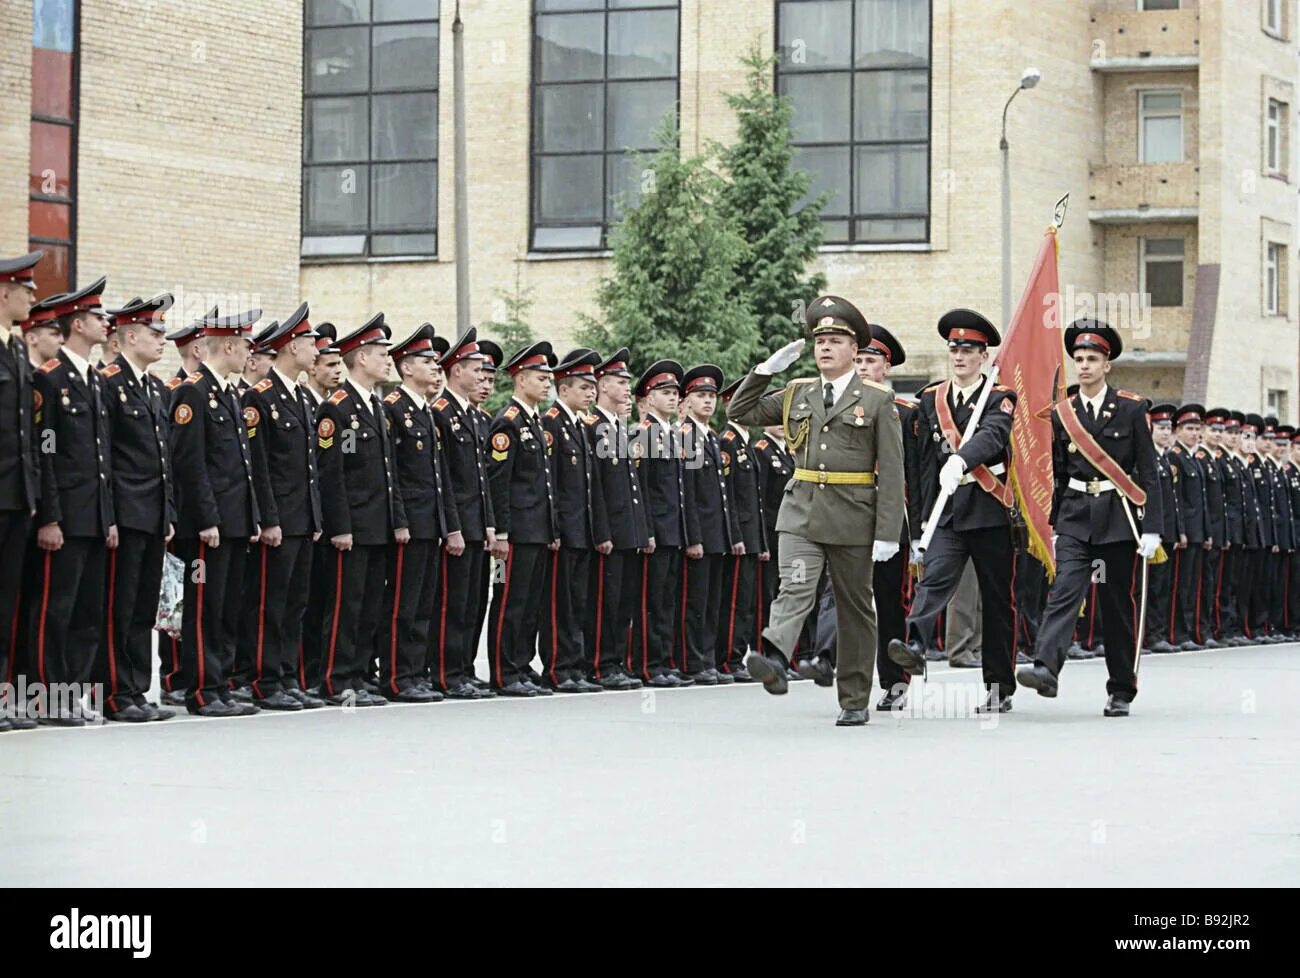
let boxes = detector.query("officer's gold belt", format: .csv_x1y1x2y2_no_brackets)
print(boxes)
793,468,876,486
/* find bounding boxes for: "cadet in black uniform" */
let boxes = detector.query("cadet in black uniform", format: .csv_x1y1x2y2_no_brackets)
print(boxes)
1286,432,1300,636
1017,323,1162,717
1194,412,1227,648
1240,415,1276,641
169,308,262,716
888,309,1018,712
487,341,559,697
1263,419,1294,637
315,315,406,706
717,378,768,682
1165,405,1207,650
585,348,647,691
633,360,693,687
98,294,176,722
30,278,116,726
751,425,795,648
240,304,325,710
299,322,341,692
1202,409,1241,645
20,292,66,371
0,252,42,730
539,349,609,692
1144,404,1181,653
162,312,209,404
472,341,503,678
430,329,496,699
379,325,460,703
1221,411,1259,646
678,365,741,684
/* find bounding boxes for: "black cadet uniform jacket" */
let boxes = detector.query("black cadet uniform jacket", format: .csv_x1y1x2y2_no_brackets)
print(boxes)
1166,442,1207,545
169,363,258,539
383,386,459,543
0,335,39,513
636,413,688,549
916,376,1016,532
1266,458,1294,551
681,418,740,555
1155,449,1183,543
1049,387,1162,546
720,422,767,555
1196,446,1226,546
588,406,650,551
751,434,794,546
542,403,609,549
1245,453,1275,549
1214,448,1244,548
487,399,557,546
100,355,175,537
243,371,323,538
316,382,405,547
431,391,494,542
34,349,114,537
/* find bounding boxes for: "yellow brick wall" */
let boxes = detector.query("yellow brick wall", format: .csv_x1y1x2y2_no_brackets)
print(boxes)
76,0,303,373
1103,70,1200,165
1101,222,1197,355
0,3,32,256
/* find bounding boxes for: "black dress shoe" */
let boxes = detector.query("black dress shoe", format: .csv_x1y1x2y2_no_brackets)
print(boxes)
924,646,945,661
1103,695,1130,717
975,690,1013,713
445,682,484,699
354,689,389,706
140,702,176,721
1093,643,1105,657
1178,640,1203,651
948,653,983,669
797,656,834,687
39,715,87,727
887,638,927,677
596,673,635,691
648,672,686,688
876,689,907,711
714,670,735,685
668,670,696,687
574,678,604,693
469,676,490,690
160,689,186,706
688,670,719,686
786,667,803,681
1015,663,1058,698
187,699,242,718
256,690,304,711
1149,640,1177,654
285,687,324,708
228,684,255,703
525,680,554,696
835,708,868,726
729,665,754,682
500,681,538,698
386,685,440,703
551,678,585,693
107,704,152,723
1065,644,1092,660
1202,638,1222,649
743,651,789,695
1,715,38,731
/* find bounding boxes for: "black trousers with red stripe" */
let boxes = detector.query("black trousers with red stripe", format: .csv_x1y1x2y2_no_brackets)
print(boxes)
1242,548,1270,638
1145,552,1173,646
1034,536,1142,702
319,542,388,697
1015,545,1046,651
0,508,30,686
98,528,164,713
540,546,590,685
1199,547,1222,642
1214,547,1239,638
718,552,759,674
587,548,640,679
30,536,106,690
240,535,313,698
905,524,1017,695
379,538,439,694
488,542,549,688
1288,551,1300,633
1171,546,1204,644
1269,549,1290,632
300,537,334,690
677,552,724,675
434,542,487,689
637,547,681,680
173,536,245,707
1077,582,1102,649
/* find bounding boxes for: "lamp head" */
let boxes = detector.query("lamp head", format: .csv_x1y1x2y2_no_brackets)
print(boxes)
1020,66,1041,89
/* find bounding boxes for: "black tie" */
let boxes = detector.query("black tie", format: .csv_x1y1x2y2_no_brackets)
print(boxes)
823,382,834,410
956,391,965,409
1086,401,1096,423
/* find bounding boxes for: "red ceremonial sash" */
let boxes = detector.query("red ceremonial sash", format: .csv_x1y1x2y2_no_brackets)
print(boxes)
935,381,1013,507
1054,398,1148,506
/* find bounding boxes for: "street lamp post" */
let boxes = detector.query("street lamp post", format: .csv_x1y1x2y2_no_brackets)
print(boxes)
1001,66,1041,328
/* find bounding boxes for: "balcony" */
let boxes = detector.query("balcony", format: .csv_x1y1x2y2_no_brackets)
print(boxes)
1089,9,1200,72
1088,162,1199,224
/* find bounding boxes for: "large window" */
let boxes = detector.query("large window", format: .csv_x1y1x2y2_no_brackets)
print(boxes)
1140,237,1184,307
30,0,78,296
1266,98,1286,176
1265,241,1285,316
530,0,680,252
1138,91,1183,163
302,0,440,259
776,0,931,245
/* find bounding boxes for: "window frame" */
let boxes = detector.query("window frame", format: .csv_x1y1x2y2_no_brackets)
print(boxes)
1264,0,1284,37
1265,241,1283,316
301,2,442,261
1138,236,1185,308
29,0,80,296
1137,89,1184,164
1137,0,1180,10
773,0,933,247
527,0,682,254
1265,97,1286,177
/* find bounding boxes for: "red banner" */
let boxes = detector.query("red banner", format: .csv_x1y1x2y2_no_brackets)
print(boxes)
994,228,1067,579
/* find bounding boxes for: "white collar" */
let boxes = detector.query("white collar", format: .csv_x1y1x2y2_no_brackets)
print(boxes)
306,384,326,404
348,378,374,412
951,375,984,404
595,403,618,424
63,346,90,383
555,399,582,425
514,398,538,420
727,421,751,445
207,364,230,392
818,370,853,406
273,366,300,392
399,383,426,410
1079,385,1107,416
446,385,472,411
121,355,149,386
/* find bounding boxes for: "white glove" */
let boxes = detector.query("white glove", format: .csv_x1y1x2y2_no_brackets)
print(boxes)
755,339,805,376
938,455,967,495
873,540,900,563
1137,533,1161,559
909,539,922,563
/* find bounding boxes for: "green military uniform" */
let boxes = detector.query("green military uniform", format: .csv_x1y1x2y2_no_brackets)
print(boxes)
726,297,905,712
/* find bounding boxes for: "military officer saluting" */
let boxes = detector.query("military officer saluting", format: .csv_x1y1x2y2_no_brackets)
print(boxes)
1016,322,1162,717
729,295,904,726
888,309,1018,714
240,304,325,710
97,293,176,721
486,341,559,697
170,308,262,716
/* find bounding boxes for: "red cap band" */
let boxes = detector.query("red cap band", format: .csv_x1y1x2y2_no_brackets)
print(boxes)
508,353,550,376
948,327,988,344
1075,332,1110,354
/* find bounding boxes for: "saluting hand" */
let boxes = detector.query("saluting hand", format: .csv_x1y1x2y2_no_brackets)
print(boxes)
756,339,805,376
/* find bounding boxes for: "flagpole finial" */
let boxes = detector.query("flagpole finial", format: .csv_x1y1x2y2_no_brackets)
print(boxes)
1052,193,1069,229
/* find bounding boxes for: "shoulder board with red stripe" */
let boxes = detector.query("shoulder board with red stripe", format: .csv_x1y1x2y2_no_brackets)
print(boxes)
164,376,183,390
545,406,559,419
98,363,121,378
640,418,651,428
503,405,519,421
721,429,736,442
582,414,598,425
863,379,890,392
328,388,349,405
755,438,769,450
433,397,449,411
183,372,203,385
37,358,59,374
893,397,911,409
1117,390,1142,401
680,418,695,429
253,378,273,393
993,384,1012,393
383,390,401,404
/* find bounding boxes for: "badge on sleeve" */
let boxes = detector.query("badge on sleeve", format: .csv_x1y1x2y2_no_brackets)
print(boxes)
243,406,259,427
1000,399,1014,415
491,431,510,462
318,416,335,449
174,403,193,425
